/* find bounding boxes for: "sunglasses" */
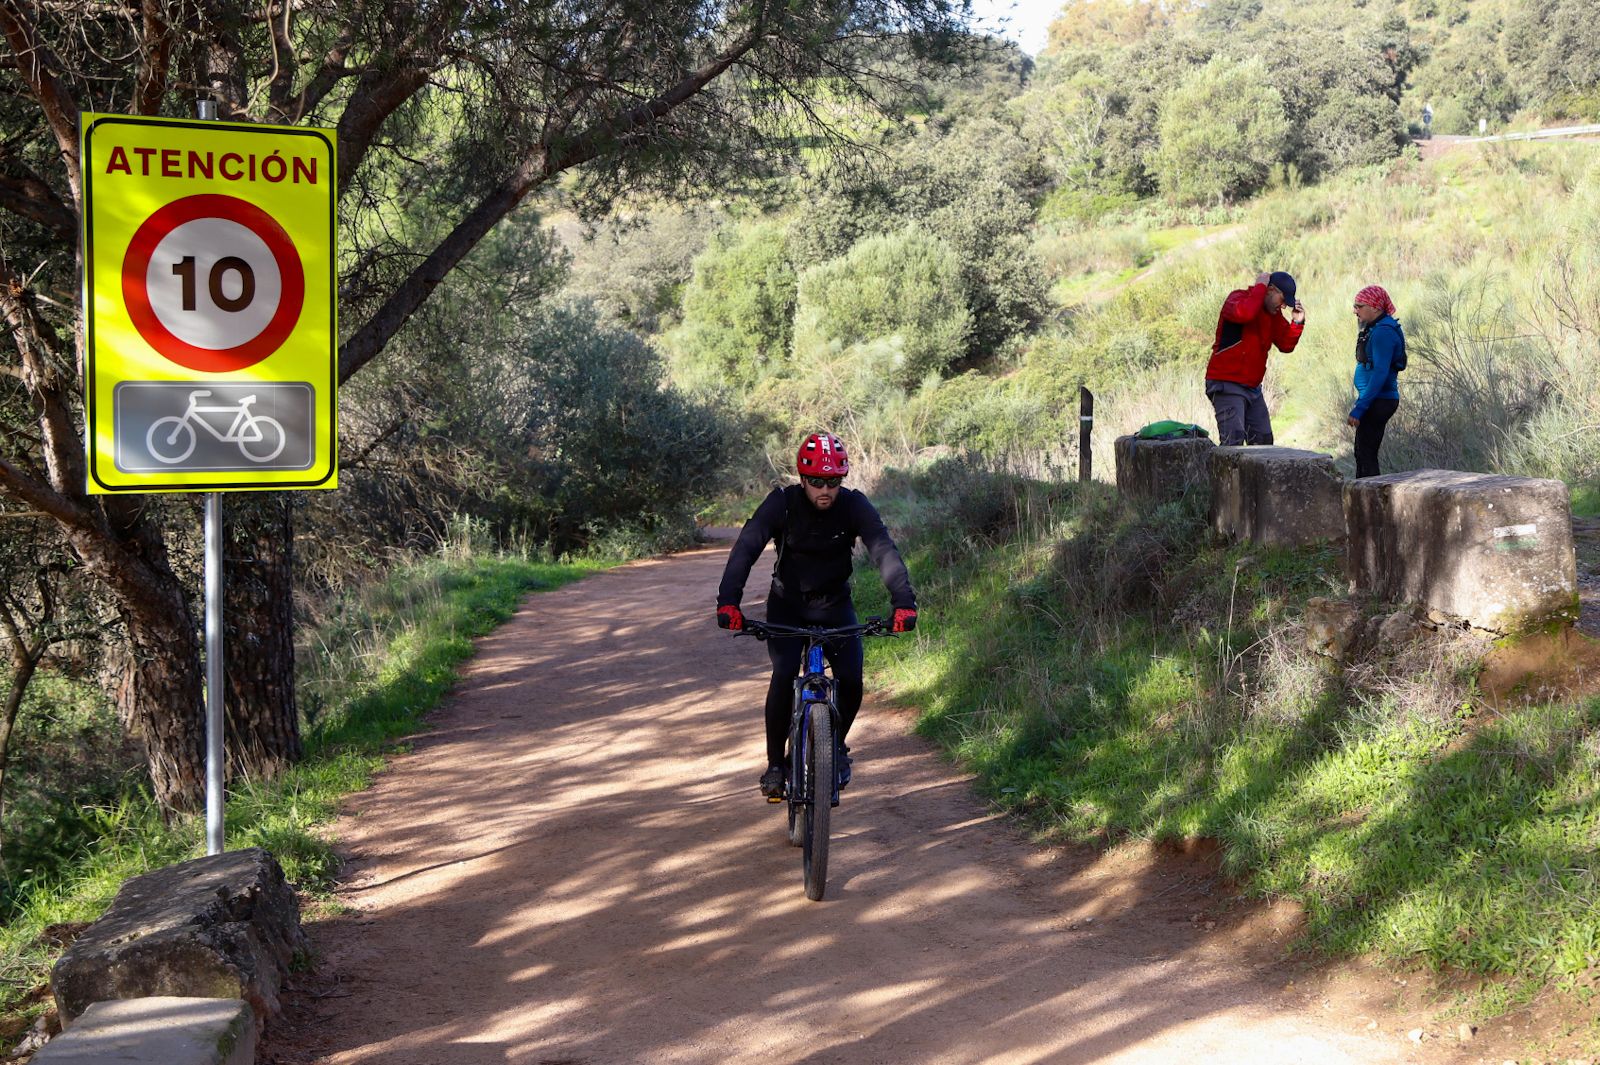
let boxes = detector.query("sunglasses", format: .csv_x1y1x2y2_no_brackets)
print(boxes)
803,475,844,489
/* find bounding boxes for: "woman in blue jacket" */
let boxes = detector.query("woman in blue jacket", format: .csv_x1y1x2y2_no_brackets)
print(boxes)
1347,285,1404,478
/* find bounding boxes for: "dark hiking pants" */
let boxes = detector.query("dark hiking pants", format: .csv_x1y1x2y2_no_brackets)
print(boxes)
1205,379,1274,446
1353,397,1400,478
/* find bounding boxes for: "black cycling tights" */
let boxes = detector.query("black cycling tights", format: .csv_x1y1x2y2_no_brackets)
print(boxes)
762,600,864,768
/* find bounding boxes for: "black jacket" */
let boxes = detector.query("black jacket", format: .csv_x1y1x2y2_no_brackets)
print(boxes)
717,485,917,613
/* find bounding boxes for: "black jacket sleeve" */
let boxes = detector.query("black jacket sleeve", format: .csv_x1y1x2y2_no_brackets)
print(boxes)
717,489,786,607
852,494,917,611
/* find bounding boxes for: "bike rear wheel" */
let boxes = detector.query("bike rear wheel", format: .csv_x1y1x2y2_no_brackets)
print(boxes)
802,704,834,901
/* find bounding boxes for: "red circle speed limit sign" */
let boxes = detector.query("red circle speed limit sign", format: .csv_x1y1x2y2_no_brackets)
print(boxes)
121,193,306,373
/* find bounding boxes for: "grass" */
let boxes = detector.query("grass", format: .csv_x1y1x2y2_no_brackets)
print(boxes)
0,549,609,1023
859,457,1600,997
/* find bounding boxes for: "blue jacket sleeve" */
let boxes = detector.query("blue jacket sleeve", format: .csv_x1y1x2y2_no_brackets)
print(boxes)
1350,326,1397,420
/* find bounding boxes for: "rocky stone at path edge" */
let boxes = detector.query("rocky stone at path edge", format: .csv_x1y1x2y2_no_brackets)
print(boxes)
52,847,306,1034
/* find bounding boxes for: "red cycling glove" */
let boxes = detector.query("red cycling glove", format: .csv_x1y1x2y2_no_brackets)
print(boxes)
892,608,918,633
717,604,744,630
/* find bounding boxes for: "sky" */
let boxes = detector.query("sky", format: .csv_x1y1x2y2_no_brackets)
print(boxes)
966,0,1061,56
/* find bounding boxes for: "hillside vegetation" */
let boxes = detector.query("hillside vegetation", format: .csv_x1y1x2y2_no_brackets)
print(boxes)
554,0,1600,1022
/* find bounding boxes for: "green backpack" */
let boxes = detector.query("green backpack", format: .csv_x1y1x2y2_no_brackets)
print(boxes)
1134,420,1210,440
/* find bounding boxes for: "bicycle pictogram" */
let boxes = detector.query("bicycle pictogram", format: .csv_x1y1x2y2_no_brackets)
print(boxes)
146,389,287,465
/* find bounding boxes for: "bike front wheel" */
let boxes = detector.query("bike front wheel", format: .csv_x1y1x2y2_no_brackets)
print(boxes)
238,416,287,463
802,704,834,901
146,417,196,464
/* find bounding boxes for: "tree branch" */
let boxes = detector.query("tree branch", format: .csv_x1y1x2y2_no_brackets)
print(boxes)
0,453,96,534
339,22,768,380
546,23,767,174
264,0,297,117
0,165,74,240
0,255,85,495
279,26,355,122
0,1,84,206
135,0,174,115
335,61,433,197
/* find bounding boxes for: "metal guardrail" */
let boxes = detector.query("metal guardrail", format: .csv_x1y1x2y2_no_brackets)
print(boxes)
1468,123,1600,144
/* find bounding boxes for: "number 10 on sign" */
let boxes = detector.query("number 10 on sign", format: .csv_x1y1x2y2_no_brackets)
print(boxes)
81,113,337,493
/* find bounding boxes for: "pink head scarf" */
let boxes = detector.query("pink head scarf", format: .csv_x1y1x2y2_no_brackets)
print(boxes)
1354,285,1396,317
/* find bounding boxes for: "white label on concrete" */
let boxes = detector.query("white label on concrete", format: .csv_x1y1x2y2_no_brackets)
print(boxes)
1492,523,1539,551
1493,524,1537,539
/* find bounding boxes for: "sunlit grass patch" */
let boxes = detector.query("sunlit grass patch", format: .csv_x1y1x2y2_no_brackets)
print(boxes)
0,549,610,1022
865,456,1600,993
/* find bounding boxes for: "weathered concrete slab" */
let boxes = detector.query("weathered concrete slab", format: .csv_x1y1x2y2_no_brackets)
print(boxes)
1114,435,1215,504
33,998,254,1065
1209,446,1345,546
1344,469,1579,633
52,848,305,1032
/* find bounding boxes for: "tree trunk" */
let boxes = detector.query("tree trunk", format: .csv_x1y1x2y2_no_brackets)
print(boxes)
0,633,43,868
223,494,302,778
117,578,206,812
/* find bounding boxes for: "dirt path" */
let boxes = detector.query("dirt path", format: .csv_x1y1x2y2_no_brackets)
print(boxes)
265,542,1472,1065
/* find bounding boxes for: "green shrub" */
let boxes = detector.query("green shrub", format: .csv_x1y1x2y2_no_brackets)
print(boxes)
791,228,973,389
787,115,1049,361
663,219,797,391
1309,89,1408,174
517,306,740,550
1156,57,1289,205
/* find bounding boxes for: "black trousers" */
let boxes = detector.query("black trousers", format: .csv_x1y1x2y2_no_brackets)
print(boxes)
762,598,863,768
1354,397,1400,478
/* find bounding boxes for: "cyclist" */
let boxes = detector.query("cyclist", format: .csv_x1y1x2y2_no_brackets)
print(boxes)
716,433,918,799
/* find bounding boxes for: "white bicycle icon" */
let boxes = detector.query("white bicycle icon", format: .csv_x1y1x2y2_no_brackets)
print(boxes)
146,390,287,465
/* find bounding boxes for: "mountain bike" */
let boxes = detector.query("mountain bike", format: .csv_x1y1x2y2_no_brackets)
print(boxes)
738,617,891,902
146,389,287,465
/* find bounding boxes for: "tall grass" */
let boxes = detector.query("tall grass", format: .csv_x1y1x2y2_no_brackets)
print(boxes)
860,455,1600,995
0,542,610,1023
796,143,1600,501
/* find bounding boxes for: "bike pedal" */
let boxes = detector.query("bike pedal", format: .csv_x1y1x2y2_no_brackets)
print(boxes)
766,795,784,804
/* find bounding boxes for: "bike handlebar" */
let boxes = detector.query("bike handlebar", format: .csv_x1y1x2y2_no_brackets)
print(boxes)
737,617,891,641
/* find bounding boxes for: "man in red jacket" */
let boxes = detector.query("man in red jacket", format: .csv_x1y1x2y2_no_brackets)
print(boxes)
1204,271,1305,445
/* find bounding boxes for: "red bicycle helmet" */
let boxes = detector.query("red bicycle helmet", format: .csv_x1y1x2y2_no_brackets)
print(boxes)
797,432,849,477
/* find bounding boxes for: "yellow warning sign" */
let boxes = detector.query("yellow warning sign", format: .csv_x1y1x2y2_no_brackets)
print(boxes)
80,113,337,493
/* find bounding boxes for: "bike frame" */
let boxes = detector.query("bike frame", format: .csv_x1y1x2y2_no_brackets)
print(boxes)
740,618,887,808
791,637,842,811
180,392,265,443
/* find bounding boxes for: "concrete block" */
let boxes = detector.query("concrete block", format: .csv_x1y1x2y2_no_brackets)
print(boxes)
1114,435,1215,504
1209,446,1345,547
1344,469,1579,633
53,848,306,1032
33,997,254,1065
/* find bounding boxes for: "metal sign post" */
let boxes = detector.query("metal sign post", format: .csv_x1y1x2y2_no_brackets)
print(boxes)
204,492,224,853
196,97,225,856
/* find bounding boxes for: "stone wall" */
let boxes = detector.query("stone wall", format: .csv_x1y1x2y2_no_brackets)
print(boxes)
1344,469,1579,633
1113,435,1214,504
1110,438,1579,633
1208,446,1345,547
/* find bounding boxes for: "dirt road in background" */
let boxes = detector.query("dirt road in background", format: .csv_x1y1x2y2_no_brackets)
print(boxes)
265,541,1466,1065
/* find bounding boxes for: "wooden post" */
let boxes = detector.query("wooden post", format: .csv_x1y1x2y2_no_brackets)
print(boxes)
1078,386,1094,483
